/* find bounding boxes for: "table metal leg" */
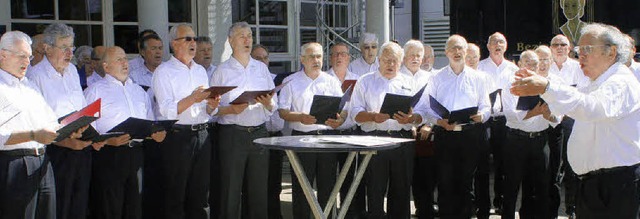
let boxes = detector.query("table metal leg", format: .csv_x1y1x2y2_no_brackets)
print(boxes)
323,152,356,216
285,150,325,219
337,151,375,219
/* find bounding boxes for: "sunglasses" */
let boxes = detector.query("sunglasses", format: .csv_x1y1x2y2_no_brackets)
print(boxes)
174,36,197,42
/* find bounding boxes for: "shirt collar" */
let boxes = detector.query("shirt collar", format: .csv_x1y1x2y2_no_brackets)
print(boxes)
40,56,71,79
168,56,195,70
104,73,133,86
0,68,27,86
592,62,624,86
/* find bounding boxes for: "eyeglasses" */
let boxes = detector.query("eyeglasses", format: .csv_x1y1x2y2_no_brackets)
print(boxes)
53,45,76,52
174,36,197,42
551,43,569,48
2,48,34,61
331,52,350,57
573,44,610,56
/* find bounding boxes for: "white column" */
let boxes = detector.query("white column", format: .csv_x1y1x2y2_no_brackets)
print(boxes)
366,1,390,43
137,0,169,59
207,0,233,65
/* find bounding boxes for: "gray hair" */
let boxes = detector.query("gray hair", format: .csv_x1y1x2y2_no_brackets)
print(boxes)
43,23,75,46
169,23,192,41
487,32,506,44
424,44,435,55
359,32,378,46
520,50,539,61
445,35,468,51
0,31,32,51
228,22,251,38
196,36,212,45
380,41,404,61
300,42,322,56
74,45,93,59
403,39,424,54
467,43,481,54
30,34,43,50
535,45,552,56
252,44,269,54
580,23,629,63
330,42,349,53
550,34,571,46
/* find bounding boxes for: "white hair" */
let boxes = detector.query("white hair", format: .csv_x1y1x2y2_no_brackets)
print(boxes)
300,42,322,56
380,41,404,61
580,23,629,63
445,35,468,51
359,32,378,46
169,23,192,41
535,45,552,56
520,50,539,61
74,45,93,59
43,23,74,46
0,31,32,51
228,22,251,38
403,39,424,54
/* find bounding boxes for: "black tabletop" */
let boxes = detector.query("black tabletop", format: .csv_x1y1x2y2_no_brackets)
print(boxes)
253,135,413,152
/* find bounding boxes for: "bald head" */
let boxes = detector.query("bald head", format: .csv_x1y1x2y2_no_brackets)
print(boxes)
102,46,129,82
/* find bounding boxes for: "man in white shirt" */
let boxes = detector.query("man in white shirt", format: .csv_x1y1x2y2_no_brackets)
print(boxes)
348,32,380,76
129,34,163,89
86,45,106,87
152,24,219,219
466,42,494,219
501,50,563,219
511,23,640,218
0,30,61,219
278,42,345,219
210,22,277,219
194,36,217,80
128,29,159,74
84,46,166,218
417,35,490,218
548,34,586,217
28,23,96,219
351,41,423,218
476,32,517,212
421,44,436,72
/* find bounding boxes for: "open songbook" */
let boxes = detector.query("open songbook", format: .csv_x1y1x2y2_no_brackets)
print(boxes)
308,85,354,124
230,81,288,104
429,95,478,124
379,85,426,118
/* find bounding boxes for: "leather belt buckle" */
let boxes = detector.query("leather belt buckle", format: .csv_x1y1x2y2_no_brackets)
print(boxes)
34,147,41,156
191,123,209,131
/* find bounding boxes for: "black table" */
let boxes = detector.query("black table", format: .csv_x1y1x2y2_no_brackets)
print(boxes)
254,135,413,219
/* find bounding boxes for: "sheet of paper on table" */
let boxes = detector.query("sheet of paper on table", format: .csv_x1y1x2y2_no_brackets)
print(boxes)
316,135,413,147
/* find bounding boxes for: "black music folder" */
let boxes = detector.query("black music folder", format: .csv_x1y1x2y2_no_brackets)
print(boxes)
55,99,101,142
516,95,545,111
107,117,178,140
308,86,354,124
429,95,478,124
230,82,288,104
206,86,237,98
379,85,426,118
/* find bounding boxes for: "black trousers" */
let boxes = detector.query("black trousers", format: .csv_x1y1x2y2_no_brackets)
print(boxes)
141,140,163,219
208,124,221,219
412,151,438,219
560,117,578,215
90,145,144,219
502,129,549,219
159,127,211,219
434,125,481,219
575,164,640,219
218,124,269,219
474,123,491,218
363,130,414,219
47,145,92,219
290,130,340,219
0,151,55,219
488,116,507,209
266,131,283,219
546,125,564,218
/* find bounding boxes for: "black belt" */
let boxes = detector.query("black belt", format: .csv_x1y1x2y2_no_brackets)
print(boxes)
578,163,640,180
491,115,506,122
508,128,546,138
173,123,209,131
366,129,411,137
0,147,45,157
222,124,265,133
292,129,342,135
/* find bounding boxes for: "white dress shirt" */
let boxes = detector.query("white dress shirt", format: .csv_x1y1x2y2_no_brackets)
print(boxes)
86,71,105,88
629,60,640,81
152,56,212,125
129,64,154,88
400,66,432,92
349,71,416,132
0,69,58,150
84,74,154,134
278,71,343,132
28,56,87,117
502,71,564,132
542,62,640,174
327,68,359,130
416,66,491,125
128,56,144,73
210,57,276,126
206,64,217,81
549,58,589,88
478,57,518,117
348,57,379,77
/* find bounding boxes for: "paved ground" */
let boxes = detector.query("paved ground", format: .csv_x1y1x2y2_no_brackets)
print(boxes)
275,158,571,219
